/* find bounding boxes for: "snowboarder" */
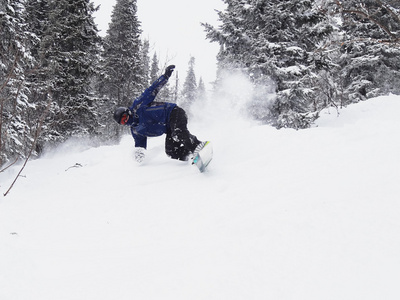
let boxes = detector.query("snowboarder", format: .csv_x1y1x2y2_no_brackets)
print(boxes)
113,65,205,163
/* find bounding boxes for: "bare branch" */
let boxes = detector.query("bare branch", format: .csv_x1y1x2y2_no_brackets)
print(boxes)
342,8,396,39
4,91,53,197
0,156,19,173
334,0,399,40
375,0,400,24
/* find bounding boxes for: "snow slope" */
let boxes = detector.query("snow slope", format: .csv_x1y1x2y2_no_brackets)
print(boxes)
1,94,400,300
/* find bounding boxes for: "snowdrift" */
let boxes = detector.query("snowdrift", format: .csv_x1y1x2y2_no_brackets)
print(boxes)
1,95,400,300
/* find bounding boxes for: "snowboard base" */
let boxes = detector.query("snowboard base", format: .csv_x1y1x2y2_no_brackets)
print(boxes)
192,141,213,172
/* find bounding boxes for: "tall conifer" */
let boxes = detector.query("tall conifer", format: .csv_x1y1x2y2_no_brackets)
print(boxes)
180,57,198,113
101,0,143,105
0,0,36,164
37,0,101,144
204,0,333,128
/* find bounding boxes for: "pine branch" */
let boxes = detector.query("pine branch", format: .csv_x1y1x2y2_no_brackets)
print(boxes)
335,0,398,40
0,53,19,93
375,0,400,25
344,9,396,39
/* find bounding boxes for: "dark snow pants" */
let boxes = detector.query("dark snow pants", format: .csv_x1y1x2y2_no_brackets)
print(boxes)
165,106,201,161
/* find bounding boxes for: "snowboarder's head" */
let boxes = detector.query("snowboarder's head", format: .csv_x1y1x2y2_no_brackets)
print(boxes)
113,107,131,125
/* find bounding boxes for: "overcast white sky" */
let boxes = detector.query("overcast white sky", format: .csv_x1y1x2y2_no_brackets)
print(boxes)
92,0,225,90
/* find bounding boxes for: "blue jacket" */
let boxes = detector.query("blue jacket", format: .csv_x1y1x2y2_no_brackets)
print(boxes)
126,75,177,148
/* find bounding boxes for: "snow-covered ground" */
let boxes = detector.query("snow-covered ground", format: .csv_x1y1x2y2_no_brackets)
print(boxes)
1,93,400,300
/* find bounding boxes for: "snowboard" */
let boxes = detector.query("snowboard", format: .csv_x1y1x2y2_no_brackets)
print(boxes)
192,141,213,173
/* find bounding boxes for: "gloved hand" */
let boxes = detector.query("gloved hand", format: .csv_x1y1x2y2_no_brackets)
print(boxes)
164,65,175,79
134,147,146,163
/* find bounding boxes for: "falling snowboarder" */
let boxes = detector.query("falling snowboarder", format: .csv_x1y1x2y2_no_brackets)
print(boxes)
113,65,212,171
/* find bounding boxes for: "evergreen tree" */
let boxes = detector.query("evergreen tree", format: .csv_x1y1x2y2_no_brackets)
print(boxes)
197,77,207,101
25,0,49,58
204,0,334,128
140,39,151,87
180,56,197,112
101,0,143,105
150,53,160,82
36,0,101,145
329,0,400,103
202,0,249,72
156,61,174,103
98,0,143,140
24,0,53,153
157,80,174,103
0,0,36,165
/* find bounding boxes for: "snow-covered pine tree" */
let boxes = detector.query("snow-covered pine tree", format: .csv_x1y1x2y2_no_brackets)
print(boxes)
204,0,334,128
24,0,53,153
34,0,101,146
140,52,173,104
25,0,49,58
197,77,207,102
157,79,174,103
329,0,400,103
101,0,143,105
202,0,249,72
180,56,197,113
0,0,37,165
150,53,160,82
97,0,143,140
140,39,151,87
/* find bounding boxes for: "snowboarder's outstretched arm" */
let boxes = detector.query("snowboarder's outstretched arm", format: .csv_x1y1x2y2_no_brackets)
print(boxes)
129,65,175,111
131,127,147,149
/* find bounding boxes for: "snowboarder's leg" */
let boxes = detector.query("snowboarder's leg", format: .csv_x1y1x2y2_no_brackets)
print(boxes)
165,133,187,160
165,106,201,160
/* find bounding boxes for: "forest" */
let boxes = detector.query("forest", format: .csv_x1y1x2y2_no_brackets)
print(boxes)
1,0,400,168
